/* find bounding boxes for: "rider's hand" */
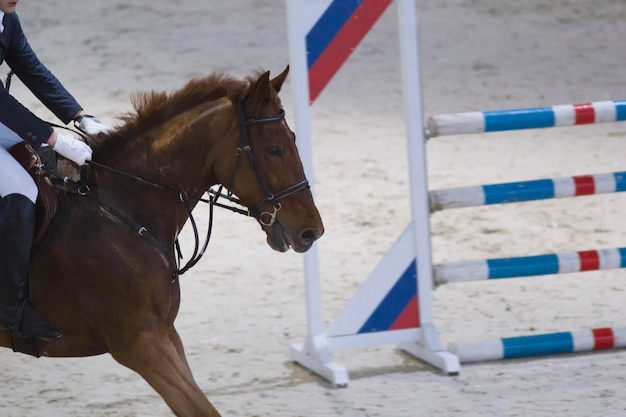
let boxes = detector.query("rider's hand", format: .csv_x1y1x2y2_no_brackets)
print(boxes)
76,114,110,136
51,132,93,166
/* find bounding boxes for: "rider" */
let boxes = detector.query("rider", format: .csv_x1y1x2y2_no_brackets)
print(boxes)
0,0,109,341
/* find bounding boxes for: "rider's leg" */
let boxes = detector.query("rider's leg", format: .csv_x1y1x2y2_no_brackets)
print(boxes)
0,125,62,341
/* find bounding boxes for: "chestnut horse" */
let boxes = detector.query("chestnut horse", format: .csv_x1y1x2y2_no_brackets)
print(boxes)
0,66,323,416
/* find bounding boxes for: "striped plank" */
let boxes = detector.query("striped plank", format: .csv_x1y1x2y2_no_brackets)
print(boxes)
430,172,626,211
427,100,626,137
450,327,626,363
435,248,626,284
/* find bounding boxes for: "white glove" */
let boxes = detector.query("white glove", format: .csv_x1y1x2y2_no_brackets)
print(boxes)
77,114,110,136
52,133,93,166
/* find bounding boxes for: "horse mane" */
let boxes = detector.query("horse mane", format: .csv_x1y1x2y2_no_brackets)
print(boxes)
90,71,262,155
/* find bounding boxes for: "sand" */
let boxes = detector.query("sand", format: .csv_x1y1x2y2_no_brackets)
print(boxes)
1,0,626,416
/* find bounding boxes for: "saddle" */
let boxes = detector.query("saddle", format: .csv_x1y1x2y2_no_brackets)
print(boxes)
7,142,73,246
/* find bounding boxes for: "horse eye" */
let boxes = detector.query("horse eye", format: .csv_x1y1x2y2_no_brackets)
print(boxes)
267,145,282,156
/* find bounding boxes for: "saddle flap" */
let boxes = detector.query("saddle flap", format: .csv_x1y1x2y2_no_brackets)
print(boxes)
8,143,58,245
8,141,38,170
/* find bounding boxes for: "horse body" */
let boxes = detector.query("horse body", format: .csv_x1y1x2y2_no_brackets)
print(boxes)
0,67,323,417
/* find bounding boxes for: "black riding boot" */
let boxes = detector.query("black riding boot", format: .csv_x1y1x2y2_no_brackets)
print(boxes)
0,194,62,340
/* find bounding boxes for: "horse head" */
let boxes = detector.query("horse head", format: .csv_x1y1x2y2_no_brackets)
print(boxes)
215,67,324,253
91,66,323,254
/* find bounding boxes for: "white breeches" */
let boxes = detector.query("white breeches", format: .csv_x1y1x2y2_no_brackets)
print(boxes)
0,122,37,203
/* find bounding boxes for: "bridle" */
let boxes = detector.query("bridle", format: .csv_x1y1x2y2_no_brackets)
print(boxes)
62,97,309,277
214,99,310,227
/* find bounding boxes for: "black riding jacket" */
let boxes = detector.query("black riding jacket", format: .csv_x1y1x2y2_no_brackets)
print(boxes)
0,12,82,147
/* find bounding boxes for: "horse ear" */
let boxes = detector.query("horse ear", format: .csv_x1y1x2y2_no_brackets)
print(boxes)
270,65,289,93
249,71,272,104
248,66,289,104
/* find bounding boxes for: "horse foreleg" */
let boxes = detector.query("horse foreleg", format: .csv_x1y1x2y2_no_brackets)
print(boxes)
169,326,190,367
109,329,221,417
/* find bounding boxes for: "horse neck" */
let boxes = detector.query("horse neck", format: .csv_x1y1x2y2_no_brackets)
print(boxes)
93,98,236,241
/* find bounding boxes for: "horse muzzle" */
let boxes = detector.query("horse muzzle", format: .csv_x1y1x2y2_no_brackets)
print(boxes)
266,219,323,253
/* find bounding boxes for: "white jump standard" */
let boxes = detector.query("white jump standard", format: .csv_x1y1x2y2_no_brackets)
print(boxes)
287,0,626,384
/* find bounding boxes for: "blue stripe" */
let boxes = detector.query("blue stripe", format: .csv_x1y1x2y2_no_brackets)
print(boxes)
358,260,417,334
483,179,555,205
487,254,559,279
614,172,626,191
614,100,626,121
484,107,555,132
306,0,360,69
503,332,573,359
619,248,626,268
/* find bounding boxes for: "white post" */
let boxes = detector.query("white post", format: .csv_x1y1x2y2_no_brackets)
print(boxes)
394,0,459,374
285,0,348,386
286,0,457,382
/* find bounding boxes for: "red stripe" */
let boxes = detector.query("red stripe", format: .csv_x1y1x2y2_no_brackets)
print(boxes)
574,103,595,124
578,250,600,271
573,175,595,195
389,294,419,330
592,328,615,349
308,0,393,103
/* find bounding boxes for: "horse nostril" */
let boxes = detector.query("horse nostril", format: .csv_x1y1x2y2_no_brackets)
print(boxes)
300,228,322,244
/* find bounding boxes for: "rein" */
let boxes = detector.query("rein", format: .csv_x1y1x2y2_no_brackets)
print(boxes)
64,98,309,278
45,124,209,277
57,161,212,279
